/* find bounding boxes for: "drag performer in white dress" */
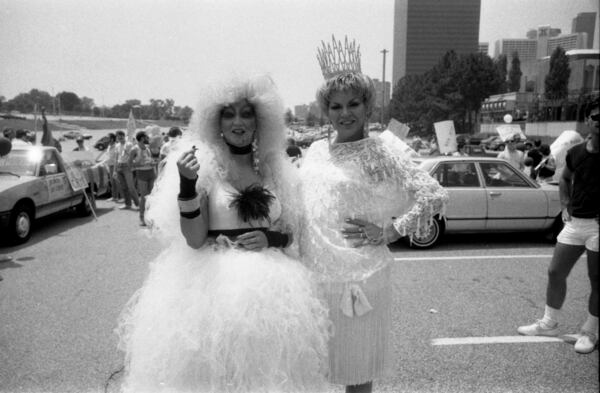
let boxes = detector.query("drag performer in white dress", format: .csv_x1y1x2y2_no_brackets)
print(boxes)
298,37,448,393
117,74,330,393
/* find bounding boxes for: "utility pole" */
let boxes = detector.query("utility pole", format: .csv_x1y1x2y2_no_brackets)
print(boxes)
380,49,388,127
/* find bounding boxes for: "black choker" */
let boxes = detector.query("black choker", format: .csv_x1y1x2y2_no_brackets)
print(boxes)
226,142,253,154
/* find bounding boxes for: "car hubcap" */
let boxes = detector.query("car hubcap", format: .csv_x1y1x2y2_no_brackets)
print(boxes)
16,213,31,238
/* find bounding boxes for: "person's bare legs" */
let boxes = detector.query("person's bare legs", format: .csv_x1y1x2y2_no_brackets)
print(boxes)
546,243,586,309
586,249,599,317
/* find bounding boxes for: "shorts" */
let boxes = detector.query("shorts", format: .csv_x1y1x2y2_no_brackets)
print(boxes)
557,217,599,252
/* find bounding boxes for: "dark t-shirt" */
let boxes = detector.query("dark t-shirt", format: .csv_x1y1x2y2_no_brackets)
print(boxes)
286,145,302,158
527,148,543,167
565,142,599,218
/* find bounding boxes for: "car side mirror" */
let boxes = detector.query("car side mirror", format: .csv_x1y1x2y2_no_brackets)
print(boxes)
44,163,58,175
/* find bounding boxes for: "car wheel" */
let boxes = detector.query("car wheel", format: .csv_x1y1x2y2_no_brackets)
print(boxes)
9,202,34,245
405,217,445,249
75,188,96,216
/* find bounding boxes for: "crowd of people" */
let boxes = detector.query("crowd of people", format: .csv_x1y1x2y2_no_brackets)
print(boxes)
94,126,183,226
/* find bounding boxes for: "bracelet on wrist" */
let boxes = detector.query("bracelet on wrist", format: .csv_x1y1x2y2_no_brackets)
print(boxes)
178,196,201,219
179,174,198,199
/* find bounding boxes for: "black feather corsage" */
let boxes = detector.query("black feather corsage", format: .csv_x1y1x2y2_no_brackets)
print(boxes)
229,184,275,223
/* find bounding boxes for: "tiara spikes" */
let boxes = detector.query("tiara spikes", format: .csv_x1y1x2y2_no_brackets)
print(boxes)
317,35,362,79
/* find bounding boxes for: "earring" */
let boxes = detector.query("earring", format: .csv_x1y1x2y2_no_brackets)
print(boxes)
251,138,260,173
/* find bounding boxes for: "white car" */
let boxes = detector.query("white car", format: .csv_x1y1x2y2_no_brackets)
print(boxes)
0,146,109,244
406,156,563,249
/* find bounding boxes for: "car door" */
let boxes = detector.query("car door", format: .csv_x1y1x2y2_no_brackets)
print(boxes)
479,161,548,230
430,161,486,231
37,151,75,217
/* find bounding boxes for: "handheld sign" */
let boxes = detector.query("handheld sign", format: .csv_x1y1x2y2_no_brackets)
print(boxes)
496,124,526,142
64,162,89,191
433,120,457,154
387,118,410,140
127,109,137,141
64,162,97,219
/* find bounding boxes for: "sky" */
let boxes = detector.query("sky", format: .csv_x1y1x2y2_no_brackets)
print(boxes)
1,0,598,111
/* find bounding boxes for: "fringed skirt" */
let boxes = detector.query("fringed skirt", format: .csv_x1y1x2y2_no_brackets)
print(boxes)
117,243,331,393
321,265,392,386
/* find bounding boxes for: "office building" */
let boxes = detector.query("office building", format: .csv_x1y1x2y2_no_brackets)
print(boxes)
392,0,481,87
372,78,392,107
572,12,596,48
547,33,588,55
478,42,489,55
495,39,537,63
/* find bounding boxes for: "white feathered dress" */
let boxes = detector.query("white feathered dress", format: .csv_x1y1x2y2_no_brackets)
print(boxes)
116,74,331,393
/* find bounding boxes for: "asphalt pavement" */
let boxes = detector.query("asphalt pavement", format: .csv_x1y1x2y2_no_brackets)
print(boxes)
0,199,597,393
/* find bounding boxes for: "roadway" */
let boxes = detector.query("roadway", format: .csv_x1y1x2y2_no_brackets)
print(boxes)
0,199,597,393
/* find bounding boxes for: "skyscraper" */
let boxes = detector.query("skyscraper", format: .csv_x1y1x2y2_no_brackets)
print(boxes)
392,0,481,87
571,12,597,49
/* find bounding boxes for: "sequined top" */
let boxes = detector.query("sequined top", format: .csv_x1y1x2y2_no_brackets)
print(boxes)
299,137,447,283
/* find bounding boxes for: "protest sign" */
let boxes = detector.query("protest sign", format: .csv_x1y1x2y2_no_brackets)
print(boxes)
387,118,410,140
64,162,97,219
64,162,89,191
433,120,457,154
496,124,526,142
127,109,137,141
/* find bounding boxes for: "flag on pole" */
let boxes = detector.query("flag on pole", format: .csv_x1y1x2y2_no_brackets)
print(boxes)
127,109,137,141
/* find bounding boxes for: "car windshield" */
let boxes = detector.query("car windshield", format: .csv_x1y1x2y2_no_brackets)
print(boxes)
0,149,40,176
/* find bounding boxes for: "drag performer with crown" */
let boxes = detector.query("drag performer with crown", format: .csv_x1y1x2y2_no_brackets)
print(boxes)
116,73,331,393
298,36,448,393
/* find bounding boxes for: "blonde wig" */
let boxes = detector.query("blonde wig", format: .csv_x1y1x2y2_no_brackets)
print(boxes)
315,71,376,118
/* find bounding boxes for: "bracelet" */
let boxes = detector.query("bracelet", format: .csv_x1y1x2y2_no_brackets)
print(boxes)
179,174,198,199
265,231,290,248
178,196,201,219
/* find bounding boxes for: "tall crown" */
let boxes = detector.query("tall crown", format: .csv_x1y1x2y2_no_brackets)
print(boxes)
316,35,362,79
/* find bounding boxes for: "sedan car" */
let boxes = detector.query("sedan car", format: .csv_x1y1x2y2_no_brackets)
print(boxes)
406,156,563,249
0,146,109,244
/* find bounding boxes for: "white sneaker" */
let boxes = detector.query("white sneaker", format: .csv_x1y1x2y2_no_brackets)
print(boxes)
574,331,597,354
517,320,559,336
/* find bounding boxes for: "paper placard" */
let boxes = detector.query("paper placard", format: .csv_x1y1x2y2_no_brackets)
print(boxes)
496,124,526,142
433,120,457,154
387,118,410,140
64,162,89,191
127,110,137,141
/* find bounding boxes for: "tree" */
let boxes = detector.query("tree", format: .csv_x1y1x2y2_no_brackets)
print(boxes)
305,112,317,127
390,50,502,136
508,51,522,92
452,53,503,133
494,54,508,94
57,91,81,112
6,89,54,113
545,46,570,101
80,97,95,114
544,46,571,120
284,108,294,125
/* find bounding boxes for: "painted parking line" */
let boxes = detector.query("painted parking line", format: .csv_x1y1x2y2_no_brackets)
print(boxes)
394,254,555,262
431,334,580,346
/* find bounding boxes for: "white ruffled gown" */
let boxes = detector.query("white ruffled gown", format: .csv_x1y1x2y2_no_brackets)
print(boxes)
117,180,331,393
298,137,447,385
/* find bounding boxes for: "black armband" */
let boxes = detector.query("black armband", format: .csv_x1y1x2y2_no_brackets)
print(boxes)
265,231,290,248
179,174,198,199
